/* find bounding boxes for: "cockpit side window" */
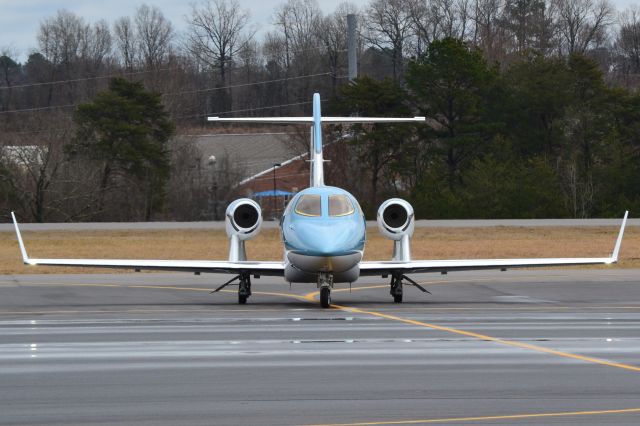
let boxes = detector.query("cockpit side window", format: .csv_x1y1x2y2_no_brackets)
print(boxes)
294,194,322,217
329,195,355,217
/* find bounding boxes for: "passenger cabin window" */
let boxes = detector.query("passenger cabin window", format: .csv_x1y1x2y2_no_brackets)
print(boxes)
295,195,322,217
329,195,355,217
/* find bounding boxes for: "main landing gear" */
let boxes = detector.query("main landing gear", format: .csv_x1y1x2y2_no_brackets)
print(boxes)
390,274,403,303
389,273,431,303
238,274,252,304
211,273,252,305
318,272,334,308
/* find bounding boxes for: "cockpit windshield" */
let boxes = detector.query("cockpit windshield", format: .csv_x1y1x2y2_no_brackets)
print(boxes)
329,195,355,217
295,195,322,217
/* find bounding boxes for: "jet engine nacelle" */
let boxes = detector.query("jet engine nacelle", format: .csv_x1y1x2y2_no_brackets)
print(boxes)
376,198,415,241
225,198,262,241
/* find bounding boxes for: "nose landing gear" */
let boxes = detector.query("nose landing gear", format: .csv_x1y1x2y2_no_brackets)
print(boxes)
318,272,334,308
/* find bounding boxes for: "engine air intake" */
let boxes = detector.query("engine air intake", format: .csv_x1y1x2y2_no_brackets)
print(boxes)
234,204,259,229
383,203,408,229
377,198,415,241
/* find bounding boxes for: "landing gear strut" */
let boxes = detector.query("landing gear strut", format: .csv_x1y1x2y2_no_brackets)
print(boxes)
210,273,252,305
318,272,334,308
390,273,403,303
238,274,251,304
389,273,431,303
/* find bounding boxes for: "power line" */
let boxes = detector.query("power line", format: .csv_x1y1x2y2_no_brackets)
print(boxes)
0,72,339,115
0,67,183,91
173,100,321,120
263,46,348,58
0,46,348,92
163,72,335,96
0,98,329,135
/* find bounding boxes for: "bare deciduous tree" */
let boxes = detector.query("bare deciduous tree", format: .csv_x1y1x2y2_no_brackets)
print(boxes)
273,0,323,105
410,0,473,53
135,4,173,70
186,0,255,112
114,16,137,70
614,7,640,78
38,10,86,67
80,20,112,73
473,0,507,62
366,0,415,81
554,0,613,54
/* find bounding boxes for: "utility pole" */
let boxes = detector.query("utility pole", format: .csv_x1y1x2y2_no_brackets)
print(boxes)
347,14,358,83
272,163,281,219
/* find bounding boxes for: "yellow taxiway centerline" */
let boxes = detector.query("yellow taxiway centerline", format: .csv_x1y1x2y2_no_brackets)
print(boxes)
4,281,640,373
303,407,640,426
331,303,640,372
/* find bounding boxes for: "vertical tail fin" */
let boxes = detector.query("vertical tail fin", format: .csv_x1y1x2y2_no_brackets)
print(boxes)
311,93,324,187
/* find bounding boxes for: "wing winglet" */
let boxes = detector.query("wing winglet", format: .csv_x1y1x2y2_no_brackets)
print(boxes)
11,212,30,264
610,210,629,263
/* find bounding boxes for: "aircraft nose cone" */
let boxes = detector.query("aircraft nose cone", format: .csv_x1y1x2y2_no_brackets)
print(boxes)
288,220,363,256
303,232,345,256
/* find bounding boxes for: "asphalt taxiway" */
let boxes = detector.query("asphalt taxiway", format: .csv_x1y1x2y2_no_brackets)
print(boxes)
0,270,639,425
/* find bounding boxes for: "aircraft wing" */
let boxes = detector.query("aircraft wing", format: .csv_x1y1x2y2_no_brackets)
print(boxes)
359,211,628,276
10,213,284,276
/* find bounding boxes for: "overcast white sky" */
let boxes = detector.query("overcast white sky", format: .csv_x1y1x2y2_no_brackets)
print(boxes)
0,0,367,61
1,0,639,61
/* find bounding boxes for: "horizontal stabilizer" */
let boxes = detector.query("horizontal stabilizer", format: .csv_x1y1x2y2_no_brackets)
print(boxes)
207,116,426,124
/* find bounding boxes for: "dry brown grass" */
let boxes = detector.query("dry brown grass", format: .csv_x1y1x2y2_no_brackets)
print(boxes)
0,226,637,275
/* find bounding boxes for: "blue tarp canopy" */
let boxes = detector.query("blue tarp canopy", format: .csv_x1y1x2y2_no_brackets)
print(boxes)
253,189,293,198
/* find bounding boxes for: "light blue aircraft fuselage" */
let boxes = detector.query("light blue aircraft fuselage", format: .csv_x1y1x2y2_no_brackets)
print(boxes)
282,186,366,283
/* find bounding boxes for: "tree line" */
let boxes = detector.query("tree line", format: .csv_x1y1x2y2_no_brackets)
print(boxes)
330,40,640,218
0,0,639,221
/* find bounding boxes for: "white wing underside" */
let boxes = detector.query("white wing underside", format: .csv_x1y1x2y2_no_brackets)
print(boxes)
10,212,628,277
358,257,613,276
21,258,285,275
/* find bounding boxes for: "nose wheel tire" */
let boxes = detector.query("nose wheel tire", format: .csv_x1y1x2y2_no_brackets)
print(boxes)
320,286,331,308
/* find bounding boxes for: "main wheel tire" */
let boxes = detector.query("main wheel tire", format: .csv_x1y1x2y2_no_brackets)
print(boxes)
393,293,403,303
320,287,331,308
238,293,248,304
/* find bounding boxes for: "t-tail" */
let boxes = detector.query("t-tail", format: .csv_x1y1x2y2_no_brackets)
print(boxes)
208,93,425,188
311,93,324,186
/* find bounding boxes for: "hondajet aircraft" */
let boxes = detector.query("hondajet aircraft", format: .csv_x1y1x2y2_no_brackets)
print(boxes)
11,93,628,308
